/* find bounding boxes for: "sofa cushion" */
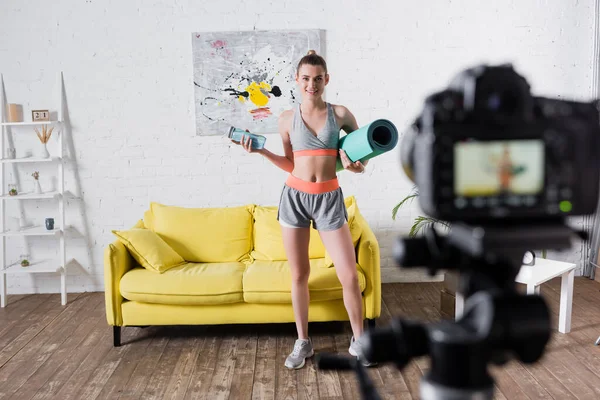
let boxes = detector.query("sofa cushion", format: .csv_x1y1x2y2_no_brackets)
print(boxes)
242,259,366,303
120,262,246,305
144,202,253,263
251,205,327,261
111,228,186,273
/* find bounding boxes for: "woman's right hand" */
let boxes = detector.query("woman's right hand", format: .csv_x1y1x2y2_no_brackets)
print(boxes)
232,130,261,154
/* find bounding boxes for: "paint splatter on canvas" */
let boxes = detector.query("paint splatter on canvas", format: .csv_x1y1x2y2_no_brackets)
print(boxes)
192,29,323,136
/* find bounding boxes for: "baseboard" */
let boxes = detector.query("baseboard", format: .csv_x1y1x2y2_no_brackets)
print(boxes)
381,267,444,283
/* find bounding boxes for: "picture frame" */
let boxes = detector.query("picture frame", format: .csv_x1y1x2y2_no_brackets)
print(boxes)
31,109,50,122
192,29,324,136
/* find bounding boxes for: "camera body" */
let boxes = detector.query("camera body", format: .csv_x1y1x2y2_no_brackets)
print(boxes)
319,63,599,400
402,64,600,223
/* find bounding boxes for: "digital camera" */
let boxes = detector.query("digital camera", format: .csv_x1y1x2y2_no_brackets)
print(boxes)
401,64,600,223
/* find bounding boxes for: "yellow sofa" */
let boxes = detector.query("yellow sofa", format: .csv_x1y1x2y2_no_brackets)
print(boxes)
104,196,381,346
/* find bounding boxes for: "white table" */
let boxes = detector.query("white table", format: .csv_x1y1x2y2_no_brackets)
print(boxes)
455,258,576,333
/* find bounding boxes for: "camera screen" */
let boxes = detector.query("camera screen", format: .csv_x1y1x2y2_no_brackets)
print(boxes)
454,139,544,197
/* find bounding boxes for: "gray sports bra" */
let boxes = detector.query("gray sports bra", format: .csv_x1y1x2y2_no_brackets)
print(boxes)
290,103,340,156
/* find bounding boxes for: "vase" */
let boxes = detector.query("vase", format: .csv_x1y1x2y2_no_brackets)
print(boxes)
34,180,42,194
38,143,50,159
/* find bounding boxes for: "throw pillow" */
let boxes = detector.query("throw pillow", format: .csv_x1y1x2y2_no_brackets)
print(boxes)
112,228,186,273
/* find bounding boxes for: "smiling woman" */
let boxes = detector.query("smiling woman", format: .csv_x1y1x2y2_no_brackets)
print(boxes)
230,49,375,370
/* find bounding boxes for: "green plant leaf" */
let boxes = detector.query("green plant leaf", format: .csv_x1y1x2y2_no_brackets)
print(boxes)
410,216,433,237
392,186,420,220
394,186,450,237
409,215,452,237
392,194,418,220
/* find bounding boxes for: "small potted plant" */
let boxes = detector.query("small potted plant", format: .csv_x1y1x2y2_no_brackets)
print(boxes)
20,259,30,267
32,171,42,194
8,184,18,196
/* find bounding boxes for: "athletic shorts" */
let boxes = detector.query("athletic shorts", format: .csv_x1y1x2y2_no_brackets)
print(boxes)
277,174,348,231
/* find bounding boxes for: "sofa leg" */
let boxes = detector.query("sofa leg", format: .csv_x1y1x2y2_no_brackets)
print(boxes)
114,326,121,347
367,318,376,330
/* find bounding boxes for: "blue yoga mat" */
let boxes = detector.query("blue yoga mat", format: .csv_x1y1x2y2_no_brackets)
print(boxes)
336,119,399,172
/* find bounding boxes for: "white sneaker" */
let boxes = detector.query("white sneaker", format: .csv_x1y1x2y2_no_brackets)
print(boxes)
349,335,377,367
285,338,314,369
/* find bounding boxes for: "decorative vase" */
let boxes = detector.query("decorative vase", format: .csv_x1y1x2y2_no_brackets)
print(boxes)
34,180,42,194
38,143,50,159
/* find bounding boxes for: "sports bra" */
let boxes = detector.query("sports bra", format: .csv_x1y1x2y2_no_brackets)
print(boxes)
290,103,340,157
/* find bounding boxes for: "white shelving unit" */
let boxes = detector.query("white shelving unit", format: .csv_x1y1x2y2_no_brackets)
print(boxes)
0,73,67,307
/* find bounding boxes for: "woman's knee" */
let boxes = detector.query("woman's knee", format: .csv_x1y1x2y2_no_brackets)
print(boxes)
291,266,310,284
338,268,359,288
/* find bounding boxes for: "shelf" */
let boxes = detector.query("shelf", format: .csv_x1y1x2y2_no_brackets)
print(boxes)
1,191,61,200
1,121,63,127
2,259,62,274
1,156,61,164
0,225,62,237
1,72,70,307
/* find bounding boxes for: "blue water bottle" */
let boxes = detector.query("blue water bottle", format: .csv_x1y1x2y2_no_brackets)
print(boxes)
227,126,266,150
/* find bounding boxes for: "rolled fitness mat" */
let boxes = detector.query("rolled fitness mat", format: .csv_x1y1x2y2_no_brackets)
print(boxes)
336,119,399,172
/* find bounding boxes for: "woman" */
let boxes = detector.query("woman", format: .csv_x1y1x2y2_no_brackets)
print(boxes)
233,50,373,369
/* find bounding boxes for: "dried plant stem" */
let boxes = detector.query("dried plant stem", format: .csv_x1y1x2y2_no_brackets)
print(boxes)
34,126,54,144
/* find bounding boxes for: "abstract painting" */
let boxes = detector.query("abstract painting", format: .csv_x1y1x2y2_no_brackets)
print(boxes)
192,29,324,136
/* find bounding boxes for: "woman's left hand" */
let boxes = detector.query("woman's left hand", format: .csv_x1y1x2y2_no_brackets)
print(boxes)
339,149,365,174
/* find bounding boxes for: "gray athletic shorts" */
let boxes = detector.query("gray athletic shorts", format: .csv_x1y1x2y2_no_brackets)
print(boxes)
277,174,348,231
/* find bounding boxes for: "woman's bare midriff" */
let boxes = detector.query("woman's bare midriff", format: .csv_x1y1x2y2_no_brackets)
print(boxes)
292,155,338,182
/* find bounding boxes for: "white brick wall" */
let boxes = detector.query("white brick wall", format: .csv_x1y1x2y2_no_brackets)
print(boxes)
0,0,596,294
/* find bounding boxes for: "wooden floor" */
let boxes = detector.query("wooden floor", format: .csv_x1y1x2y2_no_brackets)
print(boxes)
1,279,600,400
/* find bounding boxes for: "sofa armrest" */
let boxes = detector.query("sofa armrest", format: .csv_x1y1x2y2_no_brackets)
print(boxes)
104,240,135,326
355,213,381,320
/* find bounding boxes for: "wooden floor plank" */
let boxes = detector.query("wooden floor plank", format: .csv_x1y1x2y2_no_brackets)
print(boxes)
503,360,553,399
92,327,160,399
228,328,258,400
0,294,58,367
534,349,598,400
138,328,191,400
10,292,105,400
182,334,220,400
276,333,299,400
49,322,135,400
204,333,239,400
313,331,346,400
331,327,359,400
118,332,170,400
30,313,115,399
251,334,276,400
370,299,412,400
0,292,87,398
0,294,44,326
1,279,600,399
